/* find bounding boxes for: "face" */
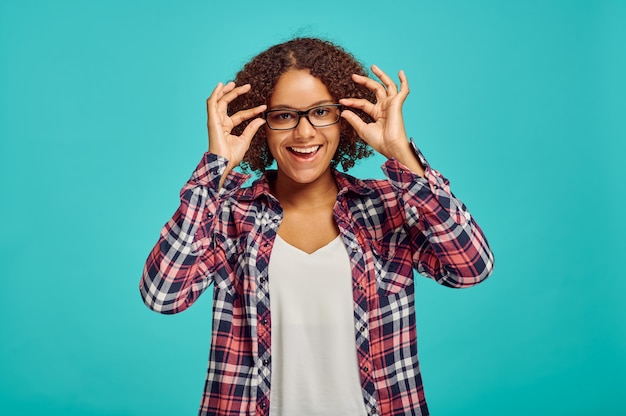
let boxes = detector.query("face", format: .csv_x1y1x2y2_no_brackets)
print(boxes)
266,69,341,187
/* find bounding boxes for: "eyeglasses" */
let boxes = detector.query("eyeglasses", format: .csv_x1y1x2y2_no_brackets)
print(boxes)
264,104,343,130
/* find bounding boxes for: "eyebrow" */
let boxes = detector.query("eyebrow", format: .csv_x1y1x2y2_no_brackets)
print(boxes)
268,100,336,111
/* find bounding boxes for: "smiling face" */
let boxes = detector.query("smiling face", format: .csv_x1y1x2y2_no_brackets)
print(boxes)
265,69,341,188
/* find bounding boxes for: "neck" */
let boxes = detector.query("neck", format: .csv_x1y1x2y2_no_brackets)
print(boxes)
272,169,338,210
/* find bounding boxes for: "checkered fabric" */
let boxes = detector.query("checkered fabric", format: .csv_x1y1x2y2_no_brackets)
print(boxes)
140,144,494,416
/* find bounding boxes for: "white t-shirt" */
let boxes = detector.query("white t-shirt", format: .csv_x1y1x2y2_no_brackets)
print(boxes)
268,234,367,416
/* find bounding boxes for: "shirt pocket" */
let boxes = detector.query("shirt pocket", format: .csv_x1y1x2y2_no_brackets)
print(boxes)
209,232,243,297
369,239,413,296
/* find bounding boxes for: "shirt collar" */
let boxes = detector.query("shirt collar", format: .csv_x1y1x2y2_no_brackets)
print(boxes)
236,169,374,201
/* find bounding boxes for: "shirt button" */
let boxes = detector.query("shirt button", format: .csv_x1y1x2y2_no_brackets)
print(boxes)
260,402,267,409
357,284,364,291
206,212,213,219
262,319,268,325
263,359,270,366
363,366,369,372
359,326,366,332
272,218,279,223
260,276,267,283
399,169,404,174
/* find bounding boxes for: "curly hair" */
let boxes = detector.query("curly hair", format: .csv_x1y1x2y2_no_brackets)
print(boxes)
229,37,376,173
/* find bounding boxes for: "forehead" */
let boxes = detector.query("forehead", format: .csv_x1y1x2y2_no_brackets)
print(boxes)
269,69,333,108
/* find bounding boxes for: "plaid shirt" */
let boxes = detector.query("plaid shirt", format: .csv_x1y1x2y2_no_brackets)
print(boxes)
140,145,494,416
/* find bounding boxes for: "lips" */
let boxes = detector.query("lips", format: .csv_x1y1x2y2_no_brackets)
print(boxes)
288,145,321,155
289,145,321,153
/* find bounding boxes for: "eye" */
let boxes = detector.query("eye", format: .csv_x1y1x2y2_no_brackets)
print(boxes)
311,106,332,118
268,111,296,123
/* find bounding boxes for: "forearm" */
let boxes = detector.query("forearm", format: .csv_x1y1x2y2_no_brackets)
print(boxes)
384,146,494,287
413,192,494,287
139,153,240,313
385,139,426,178
140,204,207,314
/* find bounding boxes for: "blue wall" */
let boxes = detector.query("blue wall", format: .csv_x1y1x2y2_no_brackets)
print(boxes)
1,0,624,414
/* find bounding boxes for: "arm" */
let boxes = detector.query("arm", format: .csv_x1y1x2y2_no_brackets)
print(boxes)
341,65,494,287
140,81,265,313
383,144,494,287
140,154,233,314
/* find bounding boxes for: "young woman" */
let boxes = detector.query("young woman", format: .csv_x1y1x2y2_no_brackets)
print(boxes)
140,37,494,416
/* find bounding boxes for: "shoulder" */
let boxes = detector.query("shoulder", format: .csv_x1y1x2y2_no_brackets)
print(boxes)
333,170,393,197
224,172,273,201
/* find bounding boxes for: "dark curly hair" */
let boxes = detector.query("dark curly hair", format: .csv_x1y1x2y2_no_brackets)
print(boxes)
230,37,375,173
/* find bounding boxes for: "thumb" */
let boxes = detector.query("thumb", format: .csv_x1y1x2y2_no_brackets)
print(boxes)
340,110,367,138
240,118,266,143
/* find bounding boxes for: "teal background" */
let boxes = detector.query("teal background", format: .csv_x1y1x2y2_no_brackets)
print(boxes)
1,0,624,414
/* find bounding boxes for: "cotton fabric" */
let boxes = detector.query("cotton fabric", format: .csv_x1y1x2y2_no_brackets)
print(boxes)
140,144,494,416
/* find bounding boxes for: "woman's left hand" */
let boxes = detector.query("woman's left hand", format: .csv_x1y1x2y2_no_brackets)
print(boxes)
340,65,424,176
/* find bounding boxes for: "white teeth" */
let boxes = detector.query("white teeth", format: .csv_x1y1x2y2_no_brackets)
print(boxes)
290,145,320,154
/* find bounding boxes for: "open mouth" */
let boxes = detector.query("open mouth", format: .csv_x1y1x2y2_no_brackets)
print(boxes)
288,145,321,158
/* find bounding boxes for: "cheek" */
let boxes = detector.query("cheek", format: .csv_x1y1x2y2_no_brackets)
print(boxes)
330,126,342,146
265,132,285,155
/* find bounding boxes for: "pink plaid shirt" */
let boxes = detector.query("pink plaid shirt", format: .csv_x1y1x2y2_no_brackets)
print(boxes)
140,145,494,416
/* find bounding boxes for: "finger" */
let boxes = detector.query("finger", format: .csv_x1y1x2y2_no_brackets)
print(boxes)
219,83,251,104
339,97,377,118
398,69,410,100
207,82,249,115
239,117,266,142
230,104,267,127
351,73,388,102
340,109,368,138
371,64,398,95
214,83,253,116
207,82,223,112
207,84,225,127
208,81,236,104
207,81,237,117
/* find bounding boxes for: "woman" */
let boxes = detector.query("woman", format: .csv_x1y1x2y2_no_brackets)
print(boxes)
140,37,494,416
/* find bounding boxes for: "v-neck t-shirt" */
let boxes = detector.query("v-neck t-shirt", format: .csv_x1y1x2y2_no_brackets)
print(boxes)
268,234,367,416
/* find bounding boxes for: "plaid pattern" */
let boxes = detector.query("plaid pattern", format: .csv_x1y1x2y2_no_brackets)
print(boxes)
140,144,494,416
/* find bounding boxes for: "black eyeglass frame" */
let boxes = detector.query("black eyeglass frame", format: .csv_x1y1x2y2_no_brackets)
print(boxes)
263,104,343,130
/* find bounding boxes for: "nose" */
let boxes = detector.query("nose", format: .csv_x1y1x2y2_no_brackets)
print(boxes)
294,114,316,140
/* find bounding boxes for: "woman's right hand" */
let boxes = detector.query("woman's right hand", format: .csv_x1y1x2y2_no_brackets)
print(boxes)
206,82,266,173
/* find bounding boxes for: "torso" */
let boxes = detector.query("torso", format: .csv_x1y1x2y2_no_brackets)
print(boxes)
268,234,367,416
272,170,340,254
277,201,339,254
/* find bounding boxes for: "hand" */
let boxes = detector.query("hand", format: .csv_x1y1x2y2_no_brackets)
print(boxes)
206,82,266,172
340,65,424,175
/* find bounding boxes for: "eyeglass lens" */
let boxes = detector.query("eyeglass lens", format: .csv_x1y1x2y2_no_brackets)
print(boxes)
265,105,341,129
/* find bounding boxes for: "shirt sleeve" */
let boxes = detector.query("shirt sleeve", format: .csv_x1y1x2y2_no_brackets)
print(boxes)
381,140,495,288
139,152,248,313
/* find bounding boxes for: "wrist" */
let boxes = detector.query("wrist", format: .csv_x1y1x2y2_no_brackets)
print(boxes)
387,141,425,177
385,139,412,161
